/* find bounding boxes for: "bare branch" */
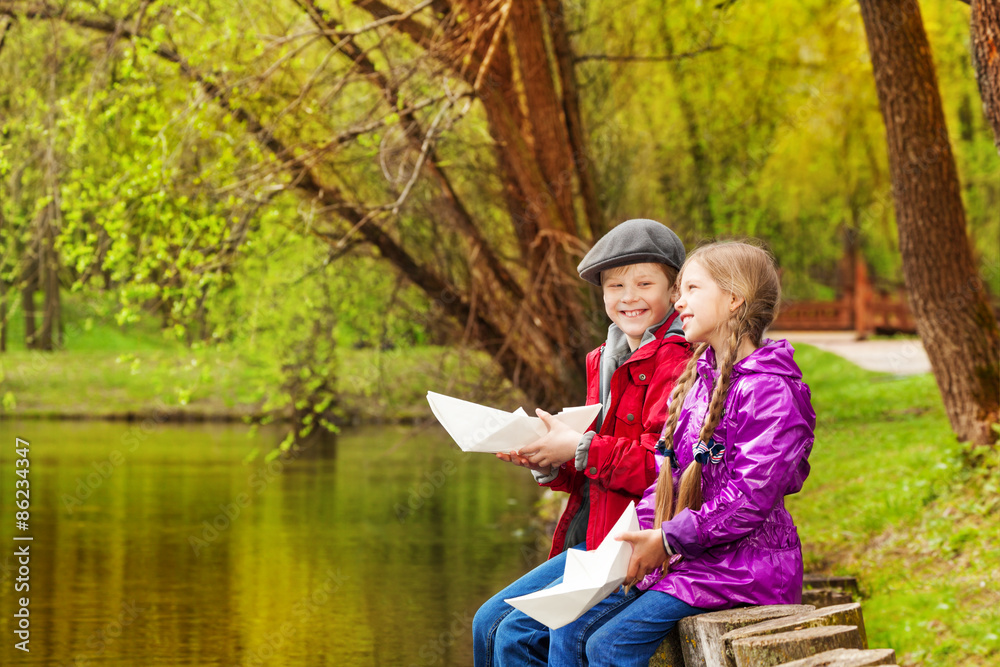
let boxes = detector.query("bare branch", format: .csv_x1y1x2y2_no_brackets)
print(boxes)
0,15,12,57
291,0,525,300
574,45,725,63
390,96,454,215
354,0,439,49
472,0,509,92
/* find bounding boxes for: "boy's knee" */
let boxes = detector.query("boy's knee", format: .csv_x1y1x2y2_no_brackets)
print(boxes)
473,600,506,640
472,604,490,638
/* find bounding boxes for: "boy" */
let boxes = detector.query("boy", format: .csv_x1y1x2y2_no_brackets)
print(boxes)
474,218,692,666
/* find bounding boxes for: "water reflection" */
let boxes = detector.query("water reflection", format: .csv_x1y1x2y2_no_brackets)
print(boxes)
0,419,544,665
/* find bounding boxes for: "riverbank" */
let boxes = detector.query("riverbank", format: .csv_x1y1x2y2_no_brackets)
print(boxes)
0,343,512,424
0,294,519,424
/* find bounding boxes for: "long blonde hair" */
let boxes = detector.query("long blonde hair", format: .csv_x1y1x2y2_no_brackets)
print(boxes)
653,242,781,529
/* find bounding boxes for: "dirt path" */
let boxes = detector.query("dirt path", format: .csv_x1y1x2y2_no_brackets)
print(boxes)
769,331,932,376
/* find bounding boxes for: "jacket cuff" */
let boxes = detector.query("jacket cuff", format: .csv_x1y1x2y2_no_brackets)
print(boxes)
531,466,559,485
661,508,706,559
661,531,675,557
575,431,597,471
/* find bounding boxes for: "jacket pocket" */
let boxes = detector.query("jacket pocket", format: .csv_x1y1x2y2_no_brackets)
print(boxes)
744,519,800,552
628,362,653,386
614,387,647,431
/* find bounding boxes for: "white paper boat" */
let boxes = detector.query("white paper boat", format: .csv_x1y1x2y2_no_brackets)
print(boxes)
504,502,639,629
426,391,601,454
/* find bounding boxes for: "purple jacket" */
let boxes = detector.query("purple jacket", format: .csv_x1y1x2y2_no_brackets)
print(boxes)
635,339,816,609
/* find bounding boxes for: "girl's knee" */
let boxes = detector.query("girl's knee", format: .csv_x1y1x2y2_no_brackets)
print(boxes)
583,623,623,667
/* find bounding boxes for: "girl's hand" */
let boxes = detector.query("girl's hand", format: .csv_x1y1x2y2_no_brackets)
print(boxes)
616,529,668,586
515,409,582,469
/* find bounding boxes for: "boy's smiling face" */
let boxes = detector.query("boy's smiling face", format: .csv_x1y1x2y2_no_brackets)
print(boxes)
601,263,676,350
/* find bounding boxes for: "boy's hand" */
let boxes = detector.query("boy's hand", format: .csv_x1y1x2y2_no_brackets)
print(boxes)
495,451,546,471
515,409,583,469
616,529,668,586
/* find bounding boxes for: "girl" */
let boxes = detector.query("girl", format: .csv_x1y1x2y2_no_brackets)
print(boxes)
547,241,816,667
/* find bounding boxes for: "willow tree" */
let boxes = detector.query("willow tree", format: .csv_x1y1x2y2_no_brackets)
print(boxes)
858,0,999,445
0,0,610,407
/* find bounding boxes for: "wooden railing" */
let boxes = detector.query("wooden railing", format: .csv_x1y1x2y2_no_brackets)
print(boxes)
774,257,998,336
774,290,917,336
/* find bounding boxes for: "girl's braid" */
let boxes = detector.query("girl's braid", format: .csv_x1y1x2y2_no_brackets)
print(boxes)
653,342,708,530
676,325,742,513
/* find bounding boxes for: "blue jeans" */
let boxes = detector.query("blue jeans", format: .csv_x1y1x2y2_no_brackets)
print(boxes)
473,544,585,667
548,588,708,667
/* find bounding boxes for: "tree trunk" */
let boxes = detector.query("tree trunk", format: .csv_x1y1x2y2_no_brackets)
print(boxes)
508,0,578,237
355,0,598,401
36,21,62,352
35,200,61,351
21,245,37,349
858,0,999,446
543,0,604,241
971,0,1000,153
0,277,7,353
659,20,716,239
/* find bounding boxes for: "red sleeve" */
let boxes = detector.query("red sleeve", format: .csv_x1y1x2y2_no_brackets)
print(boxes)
584,342,690,496
539,463,577,492
538,344,601,493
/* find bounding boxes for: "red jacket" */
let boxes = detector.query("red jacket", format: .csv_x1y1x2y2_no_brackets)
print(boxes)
542,312,691,557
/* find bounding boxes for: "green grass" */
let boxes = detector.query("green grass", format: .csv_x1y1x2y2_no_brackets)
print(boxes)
788,345,1000,666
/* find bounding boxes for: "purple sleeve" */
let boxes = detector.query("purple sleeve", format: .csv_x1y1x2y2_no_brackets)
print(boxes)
661,377,814,559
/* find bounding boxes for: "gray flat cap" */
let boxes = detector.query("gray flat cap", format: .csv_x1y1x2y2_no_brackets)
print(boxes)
577,218,685,285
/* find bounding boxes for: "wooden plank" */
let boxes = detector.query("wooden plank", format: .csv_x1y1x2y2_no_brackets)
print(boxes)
648,626,685,667
721,603,868,667
802,575,860,597
731,625,864,667
676,605,815,667
801,588,853,609
775,648,897,666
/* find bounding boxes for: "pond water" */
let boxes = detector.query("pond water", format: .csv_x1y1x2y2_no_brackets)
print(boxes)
0,419,548,666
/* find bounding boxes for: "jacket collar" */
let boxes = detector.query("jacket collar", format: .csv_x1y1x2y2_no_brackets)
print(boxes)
604,309,682,365
695,338,803,382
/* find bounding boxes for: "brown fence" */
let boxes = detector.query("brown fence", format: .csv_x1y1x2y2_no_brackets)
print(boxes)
774,289,917,336
774,249,1000,335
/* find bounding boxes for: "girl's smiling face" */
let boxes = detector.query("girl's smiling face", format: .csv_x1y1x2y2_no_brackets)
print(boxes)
602,263,675,350
675,259,741,350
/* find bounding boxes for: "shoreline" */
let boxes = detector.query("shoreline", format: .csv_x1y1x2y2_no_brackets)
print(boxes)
0,344,501,430
5,407,433,426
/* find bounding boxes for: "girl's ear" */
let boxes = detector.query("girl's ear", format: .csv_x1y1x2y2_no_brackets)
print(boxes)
729,293,745,312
